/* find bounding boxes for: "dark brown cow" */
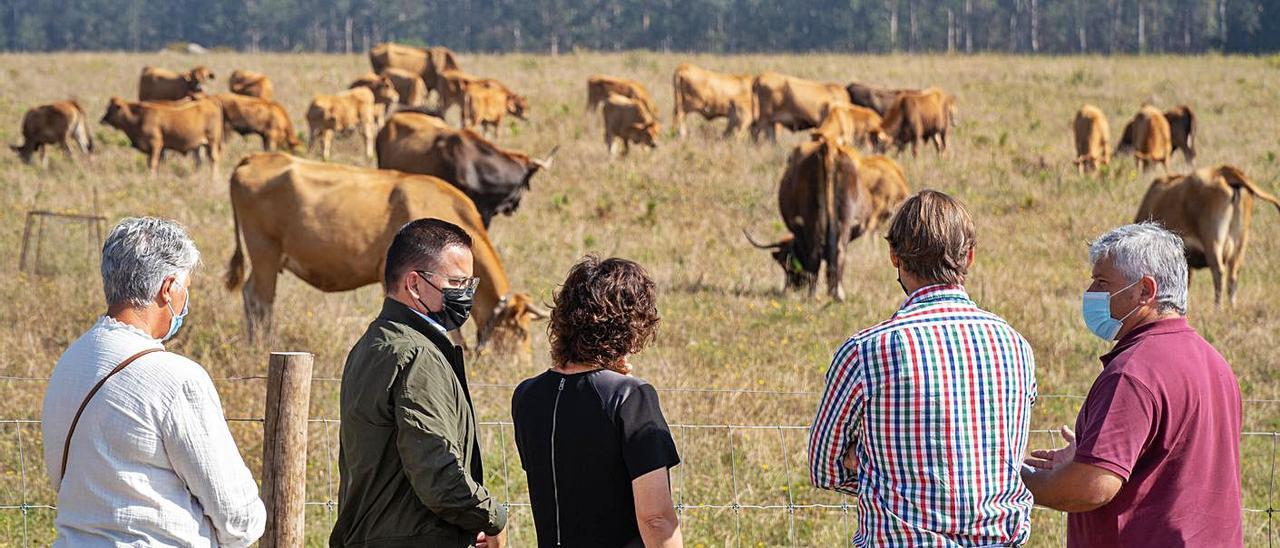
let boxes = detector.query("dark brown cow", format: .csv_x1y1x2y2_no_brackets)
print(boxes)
213,93,300,152
100,96,223,178
586,75,657,116
10,100,94,166
368,42,460,98
228,70,274,100
672,63,754,139
878,88,958,156
139,65,215,101
602,95,659,156
751,72,851,142
1164,105,1197,165
845,82,916,117
376,110,556,228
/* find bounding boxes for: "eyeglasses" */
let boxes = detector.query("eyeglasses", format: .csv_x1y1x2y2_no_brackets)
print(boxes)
415,270,480,291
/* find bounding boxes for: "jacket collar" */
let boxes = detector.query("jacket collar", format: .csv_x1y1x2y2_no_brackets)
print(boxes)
378,297,459,354
1100,316,1193,368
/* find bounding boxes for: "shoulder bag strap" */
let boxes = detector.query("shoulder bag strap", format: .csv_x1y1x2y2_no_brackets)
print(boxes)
59,347,164,485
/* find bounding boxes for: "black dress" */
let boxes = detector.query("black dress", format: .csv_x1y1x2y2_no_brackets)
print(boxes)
511,369,681,548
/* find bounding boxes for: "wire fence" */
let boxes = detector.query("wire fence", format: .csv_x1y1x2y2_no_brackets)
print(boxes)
1,375,1274,547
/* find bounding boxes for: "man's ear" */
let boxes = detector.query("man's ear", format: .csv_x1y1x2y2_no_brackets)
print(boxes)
965,246,975,271
158,276,178,307
889,251,900,269
1140,275,1158,305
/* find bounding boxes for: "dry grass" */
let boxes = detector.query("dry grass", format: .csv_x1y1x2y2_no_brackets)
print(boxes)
0,51,1278,546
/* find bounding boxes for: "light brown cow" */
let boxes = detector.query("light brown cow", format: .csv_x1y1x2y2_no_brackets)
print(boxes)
139,65,215,101
858,154,911,234
437,70,480,120
878,88,958,157
228,69,274,100
751,72,851,142
10,101,94,166
1073,104,1111,175
381,67,429,107
1116,105,1172,173
346,73,401,126
212,93,300,152
586,75,657,116
672,63,754,139
100,97,222,178
225,152,545,351
1135,165,1280,305
1164,105,1197,165
812,103,884,149
602,95,659,157
368,42,460,98
306,87,385,161
462,79,528,138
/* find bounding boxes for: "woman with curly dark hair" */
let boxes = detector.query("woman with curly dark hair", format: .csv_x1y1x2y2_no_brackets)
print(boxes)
511,256,682,548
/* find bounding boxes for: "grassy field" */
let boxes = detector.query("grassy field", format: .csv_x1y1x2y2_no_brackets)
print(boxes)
1,51,1279,546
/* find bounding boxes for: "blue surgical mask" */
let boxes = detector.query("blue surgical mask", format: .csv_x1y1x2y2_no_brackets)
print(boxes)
1081,280,1141,341
163,281,190,342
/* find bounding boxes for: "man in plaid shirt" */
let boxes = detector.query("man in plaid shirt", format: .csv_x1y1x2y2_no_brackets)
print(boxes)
808,190,1038,546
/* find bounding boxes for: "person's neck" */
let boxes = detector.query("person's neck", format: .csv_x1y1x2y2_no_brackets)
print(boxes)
901,274,956,296
553,362,606,374
1115,308,1181,341
106,304,162,339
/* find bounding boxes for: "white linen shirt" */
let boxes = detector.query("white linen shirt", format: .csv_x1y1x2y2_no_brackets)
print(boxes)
40,316,265,547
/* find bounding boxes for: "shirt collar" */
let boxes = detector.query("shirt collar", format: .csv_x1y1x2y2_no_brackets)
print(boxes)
901,283,971,309
97,315,162,343
409,307,449,336
1100,316,1193,367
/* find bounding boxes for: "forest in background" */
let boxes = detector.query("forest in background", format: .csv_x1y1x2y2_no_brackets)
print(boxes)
2,0,1279,55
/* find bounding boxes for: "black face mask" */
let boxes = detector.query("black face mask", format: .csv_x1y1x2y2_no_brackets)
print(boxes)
417,275,475,331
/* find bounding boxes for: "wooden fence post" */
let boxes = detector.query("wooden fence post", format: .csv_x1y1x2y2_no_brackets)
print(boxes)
261,351,313,548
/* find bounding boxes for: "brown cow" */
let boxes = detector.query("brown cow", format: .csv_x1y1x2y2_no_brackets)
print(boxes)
225,152,546,350
376,111,555,228
10,100,94,166
228,69,274,100
139,65,215,101
1116,105,1172,173
1073,104,1111,175
306,87,386,161
672,63,754,139
878,88,958,157
1135,165,1280,305
586,75,657,116
437,70,479,120
602,95,659,157
812,103,884,149
751,72,851,142
845,82,915,117
1164,105,1197,165
368,42,460,98
475,292,550,357
463,79,528,138
212,93,300,152
347,73,401,126
100,96,222,178
382,67,429,107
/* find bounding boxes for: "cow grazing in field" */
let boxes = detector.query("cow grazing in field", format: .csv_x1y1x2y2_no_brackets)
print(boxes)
368,42,460,99
376,111,556,228
139,65,215,101
306,87,386,161
744,137,909,300
347,73,401,126
877,88,958,157
672,63,754,139
380,67,429,107
1135,165,1280,306
462,79,529,138
476,292,550,357
751,72,851,142
1164,105,1197,165
437,70,479,119
228,69,274,100
10,101,94,166
586,75,657,117
1116,105,1172,173
845,82,914,117
602,95,659,156
812,103,884,149
224,152,547,350
1073,104,1111,175
100,96,223,178
212,93,300,152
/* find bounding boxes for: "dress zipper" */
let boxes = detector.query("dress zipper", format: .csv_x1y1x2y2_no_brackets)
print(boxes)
551,377,566,546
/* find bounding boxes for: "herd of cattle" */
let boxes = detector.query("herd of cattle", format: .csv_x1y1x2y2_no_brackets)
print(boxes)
8,43,1280,355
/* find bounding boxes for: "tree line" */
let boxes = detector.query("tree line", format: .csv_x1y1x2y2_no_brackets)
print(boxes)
3,0,1279,54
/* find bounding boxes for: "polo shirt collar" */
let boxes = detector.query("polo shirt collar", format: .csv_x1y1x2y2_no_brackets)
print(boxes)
901,283,971,309
1100,316,1193,367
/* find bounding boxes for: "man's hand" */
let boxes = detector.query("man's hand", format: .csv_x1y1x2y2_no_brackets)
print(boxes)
1025,425,1076,471
476,530,506,548
842,445,858,472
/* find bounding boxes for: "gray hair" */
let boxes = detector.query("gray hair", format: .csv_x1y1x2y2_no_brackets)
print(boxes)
101,217,200,307
1087,222,1188,314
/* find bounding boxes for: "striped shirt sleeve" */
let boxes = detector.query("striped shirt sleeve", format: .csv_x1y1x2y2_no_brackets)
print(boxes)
808,338,865,495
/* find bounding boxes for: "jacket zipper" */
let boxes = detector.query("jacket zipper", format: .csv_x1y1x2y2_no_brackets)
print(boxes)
551,377,566,546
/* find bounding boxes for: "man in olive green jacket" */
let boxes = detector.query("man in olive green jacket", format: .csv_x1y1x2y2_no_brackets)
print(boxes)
331,219,506,548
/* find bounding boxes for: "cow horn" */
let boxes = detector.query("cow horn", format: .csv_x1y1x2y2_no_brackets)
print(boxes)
743,229,784,250
533,145,560,170
525,302,551,320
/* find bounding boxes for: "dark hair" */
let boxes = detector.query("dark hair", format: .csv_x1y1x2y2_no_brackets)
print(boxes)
885,190,976,285
383,218,473,288
549,256,659,374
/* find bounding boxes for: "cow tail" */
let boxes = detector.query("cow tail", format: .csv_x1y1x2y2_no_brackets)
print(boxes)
671,72,683,122
225,206,247,292
1226,170,1280,213
72,101,94,153
820,139,840,271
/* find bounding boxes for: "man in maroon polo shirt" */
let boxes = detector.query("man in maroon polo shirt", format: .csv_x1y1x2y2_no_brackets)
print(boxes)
1022,223,1242,547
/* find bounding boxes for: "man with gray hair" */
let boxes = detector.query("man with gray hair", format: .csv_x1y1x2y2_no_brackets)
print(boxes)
41,217,265,547
1023,222,1242,547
